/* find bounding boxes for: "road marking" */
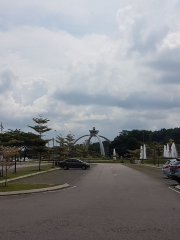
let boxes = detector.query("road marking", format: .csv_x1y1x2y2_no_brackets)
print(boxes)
169,187,180,194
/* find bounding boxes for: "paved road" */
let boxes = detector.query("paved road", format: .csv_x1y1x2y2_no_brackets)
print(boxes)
125,163,179,186
1,163,180,240
13,166,96,185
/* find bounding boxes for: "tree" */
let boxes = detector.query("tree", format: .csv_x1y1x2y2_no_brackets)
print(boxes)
55,135,68,166
65,133,75,158
75,144,88,159
147,142,163,165
110,130,141,157
128,149,140,161
28,115,51,138
28,115,52,170
0,130,40,162
0,146,20,186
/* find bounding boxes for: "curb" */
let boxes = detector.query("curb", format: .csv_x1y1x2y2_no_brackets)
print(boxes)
0,183,70,196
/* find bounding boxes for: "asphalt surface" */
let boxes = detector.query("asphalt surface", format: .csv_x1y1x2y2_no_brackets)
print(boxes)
125,163,179,187
1,163,180,240
13,165,96,185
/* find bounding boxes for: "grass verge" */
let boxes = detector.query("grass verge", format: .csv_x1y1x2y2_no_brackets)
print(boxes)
0,183,58,192
0,164,55,181
84,159,122,163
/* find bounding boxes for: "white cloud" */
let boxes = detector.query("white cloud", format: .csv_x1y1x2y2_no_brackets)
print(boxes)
116,5,138,31
160,33,180,50
1,0,180,140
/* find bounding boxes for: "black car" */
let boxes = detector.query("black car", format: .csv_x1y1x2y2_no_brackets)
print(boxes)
59,158,90,170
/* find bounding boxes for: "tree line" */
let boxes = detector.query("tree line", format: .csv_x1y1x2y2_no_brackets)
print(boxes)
110,128,180,158
1,114,180,180
0,115,105,178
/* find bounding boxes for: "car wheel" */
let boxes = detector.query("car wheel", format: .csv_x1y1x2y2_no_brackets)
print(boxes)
82,165,86,170
63,165,68,170
176,179,180,184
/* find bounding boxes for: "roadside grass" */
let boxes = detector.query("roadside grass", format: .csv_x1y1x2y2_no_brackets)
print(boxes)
84,159,167,164
0,183,58,192
83,158,168,165
0,164,54,181
85,159,121,163
142,159,167,165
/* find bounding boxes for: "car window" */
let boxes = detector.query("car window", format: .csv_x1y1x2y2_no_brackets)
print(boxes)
72,159,79,163
172,161,180,165
66,159,72,162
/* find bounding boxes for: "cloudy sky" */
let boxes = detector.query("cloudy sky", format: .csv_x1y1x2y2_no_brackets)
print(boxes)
1,0,180,142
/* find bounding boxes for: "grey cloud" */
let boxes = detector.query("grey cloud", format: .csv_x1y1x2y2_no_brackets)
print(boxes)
0,2,118,36
146,48,180,75
20,80,48,105
54,91,119,107
122,92,180,110
0,70,16,93
53,90,180,110
129,18,169,54
148,59,180,73
159,73,180,84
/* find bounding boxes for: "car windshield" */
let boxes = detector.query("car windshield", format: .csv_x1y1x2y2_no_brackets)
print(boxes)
172,161,180,165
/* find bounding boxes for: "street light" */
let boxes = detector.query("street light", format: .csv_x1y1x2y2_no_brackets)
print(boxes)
157,143,160,167
55,130,57,147
142,131,144,164
14,129,20,173
52,137,55,168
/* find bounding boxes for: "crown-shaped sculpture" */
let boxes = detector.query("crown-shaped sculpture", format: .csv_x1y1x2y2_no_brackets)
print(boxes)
74,127,111,156
89,127,99,136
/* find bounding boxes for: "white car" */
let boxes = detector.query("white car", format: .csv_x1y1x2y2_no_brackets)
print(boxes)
162,159,177,177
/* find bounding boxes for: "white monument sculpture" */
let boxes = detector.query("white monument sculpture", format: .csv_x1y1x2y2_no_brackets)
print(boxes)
140,144,146,159
74,127,111,156
163,142,178,158
113,148,116,160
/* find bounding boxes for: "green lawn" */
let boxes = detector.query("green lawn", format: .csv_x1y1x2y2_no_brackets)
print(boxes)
0,183,58,192
0,164,53,181
0,163,59,192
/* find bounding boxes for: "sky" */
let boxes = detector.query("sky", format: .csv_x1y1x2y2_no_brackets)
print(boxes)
1,0,180,143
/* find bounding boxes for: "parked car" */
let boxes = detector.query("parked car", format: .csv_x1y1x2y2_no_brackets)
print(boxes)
162,159,177,177
169,158,180,184
59,158,90,170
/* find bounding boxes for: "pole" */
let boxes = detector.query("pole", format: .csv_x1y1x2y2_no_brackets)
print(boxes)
142,131,144,164
14,129,18,174
158,143,159,167
52,138,55,168
55,130,57,147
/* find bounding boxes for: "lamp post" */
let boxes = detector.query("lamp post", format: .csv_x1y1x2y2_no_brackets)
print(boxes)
55,130,57,147
14,129,20,173
157,143,159,167
142,131,144,164
52,138,55,168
